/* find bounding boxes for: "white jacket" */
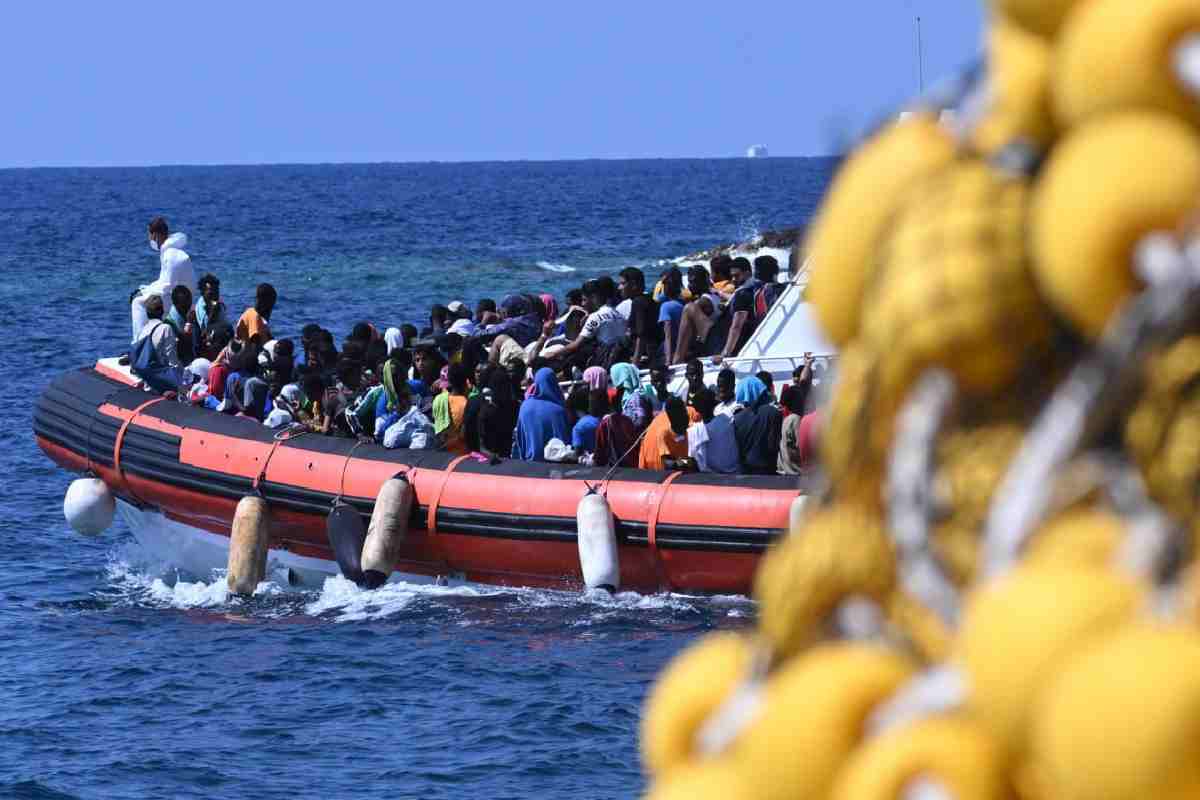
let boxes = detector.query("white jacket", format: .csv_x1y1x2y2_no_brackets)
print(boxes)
142,232,195,305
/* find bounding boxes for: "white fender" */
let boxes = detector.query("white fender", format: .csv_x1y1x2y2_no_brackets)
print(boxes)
64,477,115,536
227,496,270,596
788,494,810,534
577,490,619,592
361,477,414,589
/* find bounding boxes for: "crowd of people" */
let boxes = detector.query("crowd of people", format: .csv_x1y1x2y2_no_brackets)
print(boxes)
125,217,820,476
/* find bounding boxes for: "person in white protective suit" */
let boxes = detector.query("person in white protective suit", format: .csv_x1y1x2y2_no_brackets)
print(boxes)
131,216,194,342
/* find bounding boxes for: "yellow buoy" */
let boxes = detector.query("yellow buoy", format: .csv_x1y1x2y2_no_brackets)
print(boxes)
228,495,271,596
806,116,957,347
754,503,896,660
643,759,751,800
958,564,1143,764
1025,508,1124,569
729,644,915,800
993,0,1083,39
831,716,1007,800
1031,112,1200,339
639,633,754,777
971,17,1057,157
1054,0,1200,130
1030,626,1200,800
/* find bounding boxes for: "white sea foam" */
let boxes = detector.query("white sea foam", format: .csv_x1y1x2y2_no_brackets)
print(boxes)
535,260,576,273
304,574,499,622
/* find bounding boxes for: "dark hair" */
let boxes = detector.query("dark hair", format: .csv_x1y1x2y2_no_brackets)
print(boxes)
389,347,413,371
302,373,325,401
567,384,590,416
341,339,367,363
589,388,611,418
171,284,193,311
619,266,646,292
756,370,775,393
780,384,806,414
364,339,388,373
565,288,584,307
662,267,683,299
476,298,496,314
301,323,322,343
319,329,335,347
336,358,363,390
400,323,418,343
594,276,617,303
350,322,373,342
665,396,689,437
687,358,704,378
430,305,450,325
692,386,717,418
687,265,711,295
148,217,169,238
730,257,753,276
753,255,780,282
256,283,277,306
198,273,220,293
710,254,733,281
447,362,470,394
144,294,165,319
717,368,736,389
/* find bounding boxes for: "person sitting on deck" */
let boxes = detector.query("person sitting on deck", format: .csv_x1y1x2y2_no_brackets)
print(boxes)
671,265,726,364
166,285,196,365
433,362,471,454
380,380,435,450
131,216,194,343
572,388,607,456
472,366,520,461
637,396,696,471
190,273,228,360
512,367,570,461
687,387,740,474
684,358,705,408
732,375,783,475
714,367,742,418
130,294,183,392
236,283,276,347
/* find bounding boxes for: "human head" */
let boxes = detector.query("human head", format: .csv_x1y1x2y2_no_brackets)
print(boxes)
350,322,373,343
687,265,712,297
661,268,683,301
730,257,753,287
336,358,363,391
717,368,736,402
144,294,165,320
711,254,733,284
567,384,590,416
147,216,169,247
475,298,496,322
665,396,689,437
415,346,444,384
255,283,277,317
302,374,325,406
589,388,611,418
693,386,717,422
650,366,670,395
171,284,192,318
780,384,806,415
364,339,388,375
499,294,528,320
430,304,450,331
447,362,469,394
756,370,775,396
686,358,705,390
618,267,646,300
197,273,220,303
753,255,780,283
565,288,584,308
581,280,602,312
400,323,418,344
594,276,617,306
475,361,494,390
389,346,413,377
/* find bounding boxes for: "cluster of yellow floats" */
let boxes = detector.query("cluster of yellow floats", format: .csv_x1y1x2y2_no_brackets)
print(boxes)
640,0,1200,798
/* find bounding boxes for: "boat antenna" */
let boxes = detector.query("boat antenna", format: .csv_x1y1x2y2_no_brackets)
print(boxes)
916,15,925,93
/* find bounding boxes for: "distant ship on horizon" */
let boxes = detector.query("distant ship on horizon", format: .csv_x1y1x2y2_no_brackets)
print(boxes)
746,144,768,158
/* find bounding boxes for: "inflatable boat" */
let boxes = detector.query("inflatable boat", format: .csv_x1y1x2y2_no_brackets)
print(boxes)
35,361,812,593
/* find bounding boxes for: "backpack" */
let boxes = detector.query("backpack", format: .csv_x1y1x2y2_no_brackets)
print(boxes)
753,282,781,324
128,322,179,394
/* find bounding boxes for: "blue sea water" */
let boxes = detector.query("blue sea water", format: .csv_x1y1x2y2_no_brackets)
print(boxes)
0,158,834,800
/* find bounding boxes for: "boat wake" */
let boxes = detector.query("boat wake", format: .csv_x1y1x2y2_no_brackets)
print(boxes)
94,542,756,629
535,260,576,273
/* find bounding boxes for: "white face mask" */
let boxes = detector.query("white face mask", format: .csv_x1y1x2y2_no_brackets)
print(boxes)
149,237,160,253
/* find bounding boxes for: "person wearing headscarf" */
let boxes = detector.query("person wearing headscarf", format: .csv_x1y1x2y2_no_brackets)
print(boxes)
609,362,653,431
732,375,782,475
384,327,405,354
467,366,520,459
512,367,570,461
539,293,559,325
432,363,471,454
583,366,609,392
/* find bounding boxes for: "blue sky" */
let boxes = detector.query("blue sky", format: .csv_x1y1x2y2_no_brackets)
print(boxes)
1,2,984,167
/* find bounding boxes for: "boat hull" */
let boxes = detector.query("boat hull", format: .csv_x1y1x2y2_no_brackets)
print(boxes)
36,366,803,594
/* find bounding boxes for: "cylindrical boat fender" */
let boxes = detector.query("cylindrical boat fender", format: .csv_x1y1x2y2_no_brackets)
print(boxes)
577,489,619,592
326,501,367,586
63,477,115,536
788,494,810,535
227,496,270,596
361,476,414,589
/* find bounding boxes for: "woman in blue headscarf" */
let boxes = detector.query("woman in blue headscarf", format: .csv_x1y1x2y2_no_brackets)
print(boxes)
512,367,571,461
732,375,781,474
609,362,653,430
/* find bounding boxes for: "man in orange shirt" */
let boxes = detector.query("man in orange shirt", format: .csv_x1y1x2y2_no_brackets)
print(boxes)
638,396,698,471
236,283,277,346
